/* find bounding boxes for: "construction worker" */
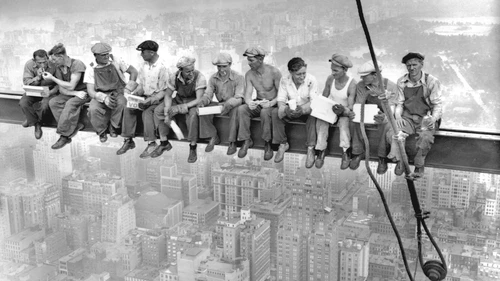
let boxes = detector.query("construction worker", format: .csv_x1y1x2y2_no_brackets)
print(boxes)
272,57,318,167
116,40,171,158
238,46,282,161
85,42,138,143
155,55,207,163
45,43,89,149
19,49,59,139
198,52,244,155
348,60,398,173
315,54,356,169
385,52,443,177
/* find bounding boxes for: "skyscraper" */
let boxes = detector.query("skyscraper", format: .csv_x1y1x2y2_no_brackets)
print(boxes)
240,217,271,281
89,142,137,186
160,164,197,207
101,194,136,243
33,131,72,189
338,239,370,281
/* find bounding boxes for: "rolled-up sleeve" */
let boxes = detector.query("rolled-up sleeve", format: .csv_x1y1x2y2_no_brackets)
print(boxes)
203,76,216,101
23,61,37,85
233,74,245,100
307,75,318,100
427,75,443,120
167,70,177,91
396,77,406,106
195,72,207,91
277,77,288,104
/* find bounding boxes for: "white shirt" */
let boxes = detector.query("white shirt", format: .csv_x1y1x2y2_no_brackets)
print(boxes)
137,57,172,97
277,73,318,106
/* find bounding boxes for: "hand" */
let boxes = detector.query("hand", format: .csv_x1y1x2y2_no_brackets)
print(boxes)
259,99,271,108
104,95,117,109
347,111,355,120
199,96,211,108
74,91,87,100
40,89,49,98
220,103,232,116
42,72,54,81
248,101,259,110
395,117,407,128
421,115,436,130
124,88,132,95
168,105,180,118
332,104,345,116
373,111,386,124
278,106,287,119
164,116,171,125
290,105,303,119
138,99,152,110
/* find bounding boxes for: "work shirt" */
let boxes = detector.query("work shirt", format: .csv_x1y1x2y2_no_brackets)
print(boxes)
396,71,442,120
83,56,130,85
167,70,207,92
23,59,57,86
137,57,171,100
277,73,318,106
203,69,244,102
55,56,87,91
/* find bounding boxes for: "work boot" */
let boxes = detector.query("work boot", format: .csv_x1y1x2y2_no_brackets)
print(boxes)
205,135,220,152
99,132,108,143
263,141,273,161
109,126,118,138
413,166,425,178
315,149,328,169
227,142,237,155
376,158,388,174
349,154,365,170
22,120,29,128
69,123,85,138
394,161,404,176
238,139,253,158
274,142,289,163
305,146,316,169
34,123,43,140
116,138,135,155
51,136,71,149
188,144,197,163
150,141,173,158
140,142,157,159
340,149,351,170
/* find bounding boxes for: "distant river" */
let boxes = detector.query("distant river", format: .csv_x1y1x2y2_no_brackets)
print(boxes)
412,16,500,24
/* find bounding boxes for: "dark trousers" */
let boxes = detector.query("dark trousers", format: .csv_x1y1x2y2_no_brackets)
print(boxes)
237,104,273,142
19,94,53,126
195,102,238,141
49,94,90,137
122,104,159,142
88,94,126,135
154,100,214,142
385,113,437,168
350,121,389,158
271,108,316,147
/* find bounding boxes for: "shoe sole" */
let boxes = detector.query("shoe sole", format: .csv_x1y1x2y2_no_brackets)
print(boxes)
116,143,136,155
150,144,173,158
51,138,72,149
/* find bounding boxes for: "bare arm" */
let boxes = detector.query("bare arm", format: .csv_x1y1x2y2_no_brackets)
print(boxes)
126,65,138,81
46,72,82,90
269,69,282,107
322,75,333,98
243,72,254,105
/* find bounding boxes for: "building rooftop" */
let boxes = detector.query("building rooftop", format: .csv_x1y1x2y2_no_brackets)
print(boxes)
135,191,180,213
183,199,219,213
125,267,159,280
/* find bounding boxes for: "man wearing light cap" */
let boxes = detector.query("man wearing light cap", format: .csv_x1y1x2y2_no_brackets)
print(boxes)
198,52,244,155
384,52,443,177
348,60,398,173
154,55,207,163
85,42,138,143
315,54,357,169
117,40,171,158
238,46,282,160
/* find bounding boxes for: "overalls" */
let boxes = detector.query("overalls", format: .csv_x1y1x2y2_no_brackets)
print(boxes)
88,64,127,135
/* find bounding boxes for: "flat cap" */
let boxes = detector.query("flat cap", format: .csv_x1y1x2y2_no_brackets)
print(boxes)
243,46,266,57
329,54,353,68
136,40,159,52
358,60,383,76
401,52,424,64
176,56,196,69
212,52,232,66
91,42,112,54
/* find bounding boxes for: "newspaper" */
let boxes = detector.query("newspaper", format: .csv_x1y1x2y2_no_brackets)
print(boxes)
310,96,338,124
352,104,379,124
124,93,145,110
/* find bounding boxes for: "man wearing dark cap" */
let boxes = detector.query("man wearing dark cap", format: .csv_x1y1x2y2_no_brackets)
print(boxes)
85,42,138,143
237,46,282,160
155,55,207,163
315,54,357,169
384,52,442,177
117,40,172,158
19,49,59,139
348,60,398,173
45,43,89,149
198,52,244,155
272,57,318,167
